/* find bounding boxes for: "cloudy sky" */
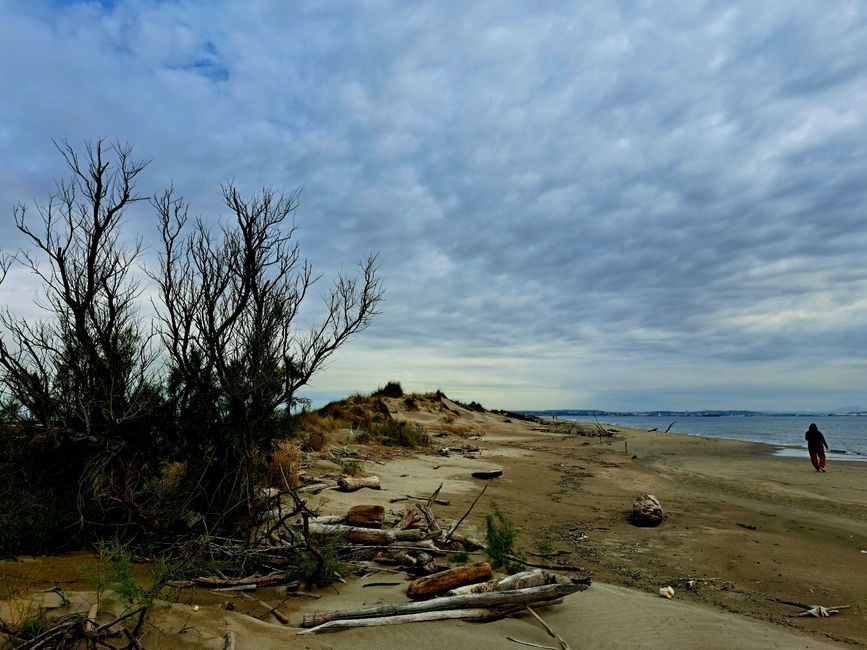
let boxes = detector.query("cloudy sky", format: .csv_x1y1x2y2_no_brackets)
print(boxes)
2,1,867,411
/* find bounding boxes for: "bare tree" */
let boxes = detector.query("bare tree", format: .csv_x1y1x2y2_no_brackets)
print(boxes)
0,140,153,439
153,183,383,529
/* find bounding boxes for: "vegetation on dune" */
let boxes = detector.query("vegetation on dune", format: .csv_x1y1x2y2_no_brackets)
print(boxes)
0,140,383,556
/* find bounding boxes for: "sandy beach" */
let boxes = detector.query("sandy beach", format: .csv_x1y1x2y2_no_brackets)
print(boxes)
2,396,865,648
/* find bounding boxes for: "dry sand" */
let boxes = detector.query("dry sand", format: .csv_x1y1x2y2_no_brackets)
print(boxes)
2,396,865,648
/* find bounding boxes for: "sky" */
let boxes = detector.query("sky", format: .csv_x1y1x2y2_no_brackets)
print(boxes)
1,1,867,412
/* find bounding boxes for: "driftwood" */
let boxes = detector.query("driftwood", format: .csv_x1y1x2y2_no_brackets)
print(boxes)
301,582,587,628
238,592,289,624
407,494,450,506
407,562,493,599
298,482,330,494
337,476,381,491
299,606,536,634
449,569,546,596
445,483,487,542
346,505,385,528
396,505,422,529
193,571,291,588
308,522,424,545
471,469,503,479
525,606,571,650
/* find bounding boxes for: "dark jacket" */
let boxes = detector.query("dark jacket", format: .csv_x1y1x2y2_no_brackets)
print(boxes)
805,428,828,450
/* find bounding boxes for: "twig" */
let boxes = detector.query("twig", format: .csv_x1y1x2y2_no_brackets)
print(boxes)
525,606,571,650
507,637,558,650
427,482,444,508
445,483,487,542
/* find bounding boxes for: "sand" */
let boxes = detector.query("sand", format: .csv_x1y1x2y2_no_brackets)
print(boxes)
2,398,865,648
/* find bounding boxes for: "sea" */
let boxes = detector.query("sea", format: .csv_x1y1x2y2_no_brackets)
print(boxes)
556,414,867,461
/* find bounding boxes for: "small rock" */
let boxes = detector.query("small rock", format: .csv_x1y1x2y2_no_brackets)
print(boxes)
659,586,674,599
631,493,664,527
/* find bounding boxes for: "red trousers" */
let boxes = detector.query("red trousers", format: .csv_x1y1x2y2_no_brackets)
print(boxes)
809,447,826,470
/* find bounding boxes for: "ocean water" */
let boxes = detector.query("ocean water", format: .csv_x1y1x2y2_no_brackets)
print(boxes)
559,415,867,460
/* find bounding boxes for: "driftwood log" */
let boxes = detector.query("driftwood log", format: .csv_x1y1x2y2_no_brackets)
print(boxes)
308,523,424,545
449,569,547,596
301,581,589,628
407,562,492,599
346,505,385,528
337,476,381,491
471,470,503,480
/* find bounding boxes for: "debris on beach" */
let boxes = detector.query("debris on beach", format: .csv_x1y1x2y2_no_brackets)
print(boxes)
337,475,381,491
658,586,675,599
630,494,664,527
471,469,504,480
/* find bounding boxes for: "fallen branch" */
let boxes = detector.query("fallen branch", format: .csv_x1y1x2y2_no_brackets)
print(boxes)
445,483,488,542
300,606,528,634
507,637,557,650
525,606,571,650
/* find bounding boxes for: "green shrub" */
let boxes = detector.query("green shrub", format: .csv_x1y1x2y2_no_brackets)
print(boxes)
298,538,346,587
485,501,519,569
337,458,363,476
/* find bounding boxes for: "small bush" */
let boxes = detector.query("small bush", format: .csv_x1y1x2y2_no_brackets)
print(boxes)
372,381,404,398
337,458,363,476
268,441,301,487
485,501,519,569
298,538,346,587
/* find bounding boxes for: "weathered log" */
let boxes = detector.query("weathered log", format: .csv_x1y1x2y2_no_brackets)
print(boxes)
307,522,424,545
449,569,547,596
337,476,381,491
346,505,385,529
298,482,330,494
407,562,492,599
299,606,526,634
301,582,587,627
471,469,503,479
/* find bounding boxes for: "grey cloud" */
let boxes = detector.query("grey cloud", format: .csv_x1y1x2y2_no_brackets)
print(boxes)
2,0,867,409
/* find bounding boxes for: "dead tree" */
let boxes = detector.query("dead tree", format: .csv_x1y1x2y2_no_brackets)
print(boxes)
0,140,152,435
0,140,158,530
152,183,383,533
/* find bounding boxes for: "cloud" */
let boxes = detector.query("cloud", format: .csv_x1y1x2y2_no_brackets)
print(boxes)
2,1,867,410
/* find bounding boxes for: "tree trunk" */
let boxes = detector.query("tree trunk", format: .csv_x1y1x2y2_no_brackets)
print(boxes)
407,562,492,599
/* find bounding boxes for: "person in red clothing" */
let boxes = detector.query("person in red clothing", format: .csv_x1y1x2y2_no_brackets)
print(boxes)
805,423,828,472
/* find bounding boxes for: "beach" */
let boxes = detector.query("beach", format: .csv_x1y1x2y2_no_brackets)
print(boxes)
2,396,865,648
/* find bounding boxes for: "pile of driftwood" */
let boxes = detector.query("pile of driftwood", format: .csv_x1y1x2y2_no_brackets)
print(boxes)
300,569,590,634
178,479,589,634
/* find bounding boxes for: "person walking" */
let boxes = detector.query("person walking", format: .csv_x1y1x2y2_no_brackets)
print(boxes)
805,423,829,472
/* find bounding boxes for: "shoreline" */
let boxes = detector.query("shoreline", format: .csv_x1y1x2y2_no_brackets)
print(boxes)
561,415,867,462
